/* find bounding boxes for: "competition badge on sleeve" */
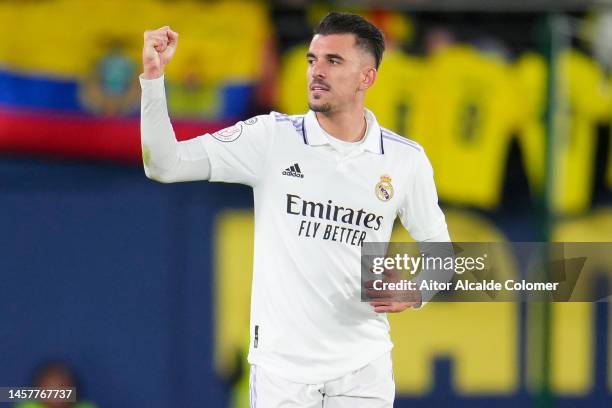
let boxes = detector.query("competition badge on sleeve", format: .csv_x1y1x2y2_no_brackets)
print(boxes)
212,124,243,142
375,175,394,202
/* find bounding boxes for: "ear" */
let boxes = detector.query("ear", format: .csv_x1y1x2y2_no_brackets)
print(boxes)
359,67,377,91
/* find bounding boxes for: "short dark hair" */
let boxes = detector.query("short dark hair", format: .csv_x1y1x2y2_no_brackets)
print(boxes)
314,12,385,69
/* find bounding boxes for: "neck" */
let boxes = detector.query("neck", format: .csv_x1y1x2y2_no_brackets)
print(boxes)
315,106,367,143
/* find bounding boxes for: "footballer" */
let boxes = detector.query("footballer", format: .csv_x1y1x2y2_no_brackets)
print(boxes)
140,12,450,407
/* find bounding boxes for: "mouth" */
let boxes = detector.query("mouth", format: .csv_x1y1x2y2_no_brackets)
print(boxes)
309,84,330,93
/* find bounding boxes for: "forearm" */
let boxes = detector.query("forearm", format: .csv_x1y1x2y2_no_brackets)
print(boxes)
413,228,453,308
422,229,451,243
139,74,210,182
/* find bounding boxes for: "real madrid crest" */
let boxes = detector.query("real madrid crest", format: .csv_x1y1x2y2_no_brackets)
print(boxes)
375,175,394,202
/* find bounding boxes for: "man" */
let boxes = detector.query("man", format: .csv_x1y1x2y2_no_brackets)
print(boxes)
140,12,450,407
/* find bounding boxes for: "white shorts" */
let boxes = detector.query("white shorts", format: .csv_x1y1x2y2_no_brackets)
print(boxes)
249,352,395,408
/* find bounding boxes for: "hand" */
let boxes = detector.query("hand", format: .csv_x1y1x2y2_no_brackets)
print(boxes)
369,299,421,313
365,268,422,313
142,26,179,79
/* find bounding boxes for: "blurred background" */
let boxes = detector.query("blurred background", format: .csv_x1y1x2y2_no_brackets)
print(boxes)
0,0,611,407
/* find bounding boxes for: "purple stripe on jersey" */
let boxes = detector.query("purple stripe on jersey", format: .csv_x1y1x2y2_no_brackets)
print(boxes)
380,130,385,154
382,135,420,151
290,118,304,139
382,133,414,145
381,130,419,148
381,128,417,144
275,112,306,142
274,112,290,122
381,129,419,146
381,132,420,150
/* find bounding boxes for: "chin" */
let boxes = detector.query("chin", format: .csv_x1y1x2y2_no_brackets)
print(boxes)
308,101,332,113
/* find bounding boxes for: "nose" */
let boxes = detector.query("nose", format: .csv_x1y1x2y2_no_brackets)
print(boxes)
310,60,326,80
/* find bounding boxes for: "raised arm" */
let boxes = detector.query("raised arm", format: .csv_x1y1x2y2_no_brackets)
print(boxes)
140,26,211,183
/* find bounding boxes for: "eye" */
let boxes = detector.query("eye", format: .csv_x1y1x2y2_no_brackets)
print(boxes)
307,58,315,65
329,59,340,65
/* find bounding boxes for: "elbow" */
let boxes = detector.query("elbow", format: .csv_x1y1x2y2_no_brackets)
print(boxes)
141,144,169,182
143,165,162,182
141,145,182,183
143,165,175,183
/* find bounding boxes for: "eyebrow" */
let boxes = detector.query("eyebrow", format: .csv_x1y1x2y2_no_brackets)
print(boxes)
306,52,346,61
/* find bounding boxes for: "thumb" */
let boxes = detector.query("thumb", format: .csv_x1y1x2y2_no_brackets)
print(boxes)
162,30,179,64
167,28,179,48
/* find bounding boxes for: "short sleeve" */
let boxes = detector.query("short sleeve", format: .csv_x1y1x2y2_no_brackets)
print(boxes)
398,149,448,241
199,113,274,186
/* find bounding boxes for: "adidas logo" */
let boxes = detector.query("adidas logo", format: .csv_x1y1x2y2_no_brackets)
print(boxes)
282,163,304,178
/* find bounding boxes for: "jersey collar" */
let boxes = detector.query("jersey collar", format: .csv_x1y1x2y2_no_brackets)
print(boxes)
302,109,384,155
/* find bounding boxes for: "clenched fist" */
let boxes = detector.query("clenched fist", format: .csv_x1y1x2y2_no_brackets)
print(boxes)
142,26,179,79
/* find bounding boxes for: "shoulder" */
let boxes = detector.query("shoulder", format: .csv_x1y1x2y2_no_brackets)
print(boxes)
380,127,422,155
268,111,306,138
270,110,305,126
241,111,305,129
380,126,425,159
379,127,432,175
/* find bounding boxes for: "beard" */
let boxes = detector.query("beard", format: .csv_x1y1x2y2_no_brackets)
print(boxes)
308,101,332,113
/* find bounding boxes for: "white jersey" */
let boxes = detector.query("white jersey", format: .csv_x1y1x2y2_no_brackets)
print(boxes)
198,109,448,383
